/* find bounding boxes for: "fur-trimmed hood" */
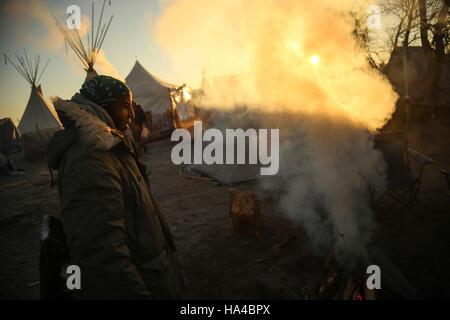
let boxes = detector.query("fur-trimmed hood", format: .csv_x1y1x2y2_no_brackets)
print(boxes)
47,93,126,170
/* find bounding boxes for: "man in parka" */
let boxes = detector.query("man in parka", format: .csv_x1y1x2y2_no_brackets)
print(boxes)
47,75,184,299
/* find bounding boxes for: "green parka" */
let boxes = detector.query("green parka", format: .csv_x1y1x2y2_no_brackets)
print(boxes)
47,94,184,299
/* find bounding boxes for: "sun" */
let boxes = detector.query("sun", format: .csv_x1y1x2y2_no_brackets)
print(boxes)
310,55,320,65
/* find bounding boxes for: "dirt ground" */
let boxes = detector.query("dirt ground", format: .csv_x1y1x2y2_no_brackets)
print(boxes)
0,104,449,300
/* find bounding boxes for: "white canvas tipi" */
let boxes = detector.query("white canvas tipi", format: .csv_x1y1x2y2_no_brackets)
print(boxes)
5,52,62,136
18,85,62,134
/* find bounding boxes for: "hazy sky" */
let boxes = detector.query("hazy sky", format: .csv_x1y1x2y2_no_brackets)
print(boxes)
0,0,183,122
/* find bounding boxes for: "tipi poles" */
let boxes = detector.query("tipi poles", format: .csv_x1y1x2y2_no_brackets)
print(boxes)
54,0,113,72
4,50,50,88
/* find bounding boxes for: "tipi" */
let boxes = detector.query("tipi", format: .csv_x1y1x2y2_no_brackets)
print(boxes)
18,84,62,135
4,51,62,159
55,0,113,81
4,52,62,137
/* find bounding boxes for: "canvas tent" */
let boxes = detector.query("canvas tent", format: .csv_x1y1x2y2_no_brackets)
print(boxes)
126,60,195,134
126,60,177,115
0,117,21,155
18,85,62,160
18,85,62,136
5,52,62,160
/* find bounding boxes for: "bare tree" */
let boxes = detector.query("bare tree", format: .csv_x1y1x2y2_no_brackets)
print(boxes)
418,0,449,98
354,0,448,78
376,0,421,68
351,10,382,69
351,5,392,70
352,1,421,70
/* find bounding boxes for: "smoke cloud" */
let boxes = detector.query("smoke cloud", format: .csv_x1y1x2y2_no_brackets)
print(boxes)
155,0,398,268
94,50,122,81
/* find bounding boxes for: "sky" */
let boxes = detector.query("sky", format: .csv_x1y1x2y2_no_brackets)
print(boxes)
0,0,395,124
0,0,185,122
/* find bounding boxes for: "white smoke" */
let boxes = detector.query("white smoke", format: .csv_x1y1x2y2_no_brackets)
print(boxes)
155,0,398,268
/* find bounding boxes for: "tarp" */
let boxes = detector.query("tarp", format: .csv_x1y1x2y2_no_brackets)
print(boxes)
18,87,62,135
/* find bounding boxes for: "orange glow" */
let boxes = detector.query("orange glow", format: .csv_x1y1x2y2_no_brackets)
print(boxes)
154,0,398,131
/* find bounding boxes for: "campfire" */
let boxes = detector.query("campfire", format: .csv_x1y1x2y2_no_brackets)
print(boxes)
315,247,420,300
317,253,376,300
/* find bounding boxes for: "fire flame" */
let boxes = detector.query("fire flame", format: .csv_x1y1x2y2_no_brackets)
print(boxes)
356,280,363,300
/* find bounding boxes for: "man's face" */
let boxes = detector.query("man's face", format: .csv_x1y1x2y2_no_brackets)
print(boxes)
105,92,134,132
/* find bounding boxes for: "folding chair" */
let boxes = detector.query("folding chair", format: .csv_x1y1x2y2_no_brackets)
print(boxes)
374,131,434,212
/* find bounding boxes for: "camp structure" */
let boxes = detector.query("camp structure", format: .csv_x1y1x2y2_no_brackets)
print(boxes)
54,0,113,81
189,71,210,109
0,150,22,177
125,60,196,137
18,84,62,136
4,51,62,160
0,118,21,155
